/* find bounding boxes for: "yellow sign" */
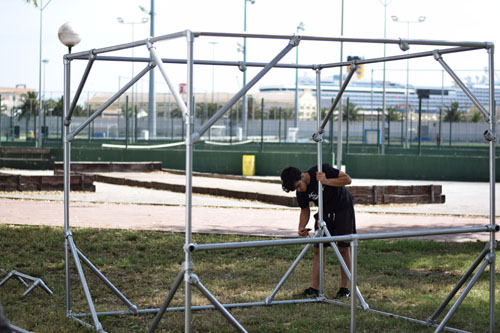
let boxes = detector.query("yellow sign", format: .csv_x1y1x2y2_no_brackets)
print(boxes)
347,56,364,79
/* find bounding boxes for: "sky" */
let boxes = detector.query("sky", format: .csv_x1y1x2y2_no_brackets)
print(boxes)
1,0,499,101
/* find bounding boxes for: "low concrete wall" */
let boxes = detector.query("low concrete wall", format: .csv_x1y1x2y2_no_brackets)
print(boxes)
3,144,498,181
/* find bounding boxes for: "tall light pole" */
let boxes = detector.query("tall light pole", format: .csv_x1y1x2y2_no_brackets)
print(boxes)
208,42,219,104
37,0,52,148
42,59,49,102
242,0,255,140
391,15,425,148
140,2,156,139
294,22,305,129
379,0,391,155
336,0,345,169
117,16,148,141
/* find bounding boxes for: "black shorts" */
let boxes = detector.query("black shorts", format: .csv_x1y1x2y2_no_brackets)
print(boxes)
313,206,356,248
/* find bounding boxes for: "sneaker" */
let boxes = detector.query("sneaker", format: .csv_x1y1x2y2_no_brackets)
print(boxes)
333,287,350,299
302,287,319,298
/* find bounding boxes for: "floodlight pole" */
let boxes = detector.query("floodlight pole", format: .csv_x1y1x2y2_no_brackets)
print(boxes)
294,22,305,128
380,0,389,155
148,0,156,139
241,0,255,140
391,16,426,148
37,0,53,148
337,0,345,167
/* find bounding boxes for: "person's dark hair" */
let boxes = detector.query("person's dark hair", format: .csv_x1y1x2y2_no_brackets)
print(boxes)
280,166,302,192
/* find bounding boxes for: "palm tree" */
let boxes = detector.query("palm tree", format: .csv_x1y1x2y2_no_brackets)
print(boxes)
386,106,401,121
17,91,38,119
342,101,361,121
444,102,463,122
444,101,463,146
471,111,482,123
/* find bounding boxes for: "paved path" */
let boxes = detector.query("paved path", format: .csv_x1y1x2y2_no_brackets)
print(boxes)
0,169,497,242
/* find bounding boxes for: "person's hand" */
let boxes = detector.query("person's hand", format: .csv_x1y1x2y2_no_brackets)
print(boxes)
316,171,327,184
298,228,311,237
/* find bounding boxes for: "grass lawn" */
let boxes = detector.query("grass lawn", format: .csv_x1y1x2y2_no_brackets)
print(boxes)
0,225,498,332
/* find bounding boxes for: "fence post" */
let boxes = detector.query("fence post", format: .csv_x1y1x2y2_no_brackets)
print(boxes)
387,111,391,147
278,107,282,144
400,115,404,145
134,105,138,141
260,98,264,152
87,104,91,143
0,94,2,147
284,109,287,143
43,103,46,144
25,114,29,141
229,108,233,144
418,97,422,156
346,97,350,154
438,108,442,149
376,107,380,151
449,121,452,147
125,95,129,148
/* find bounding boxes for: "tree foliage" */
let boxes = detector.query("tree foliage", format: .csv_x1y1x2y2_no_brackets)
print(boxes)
386,106,401,121
17,91,39,119
471,111,482,123
24,0,38,7
444,102,463,122
342,101,361,121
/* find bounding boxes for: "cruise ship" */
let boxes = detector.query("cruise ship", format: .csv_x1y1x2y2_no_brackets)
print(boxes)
259,74,497,119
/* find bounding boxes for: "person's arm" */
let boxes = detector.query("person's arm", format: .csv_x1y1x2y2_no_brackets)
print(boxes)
298,206,311,237
316,170,352,187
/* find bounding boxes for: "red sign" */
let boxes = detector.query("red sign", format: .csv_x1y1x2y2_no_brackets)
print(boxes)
179,83,187,94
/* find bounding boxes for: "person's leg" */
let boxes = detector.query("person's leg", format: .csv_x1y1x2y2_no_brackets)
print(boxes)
311,246,326,290
0,303,10,333
331,207,355,290
339,246,351,289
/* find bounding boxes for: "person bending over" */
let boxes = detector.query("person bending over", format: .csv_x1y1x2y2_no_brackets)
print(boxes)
280,163,356,299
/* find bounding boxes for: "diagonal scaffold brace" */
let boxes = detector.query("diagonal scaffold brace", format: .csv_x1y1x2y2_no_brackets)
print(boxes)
147,32,299,332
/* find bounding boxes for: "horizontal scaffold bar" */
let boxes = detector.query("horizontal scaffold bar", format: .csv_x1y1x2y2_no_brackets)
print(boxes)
67,46,481,71
189,225,497,252
65,31,189,60
65,30,492,61
194,31,492,48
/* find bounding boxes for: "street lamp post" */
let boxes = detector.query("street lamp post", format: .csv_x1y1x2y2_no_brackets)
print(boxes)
117,16,148,142
42,59,49,139
242,0,255,140
37,0,52,148
391,15,426,148
42,59,49,103
140,2,156,139
294,22,305,129
208,42,219,104
378,0,390,155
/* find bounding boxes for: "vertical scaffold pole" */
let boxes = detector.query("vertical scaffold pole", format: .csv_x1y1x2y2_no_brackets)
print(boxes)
487,44,496,333
63,56,72,316
315,69,325,296
184,30,195,332
350,238,358,333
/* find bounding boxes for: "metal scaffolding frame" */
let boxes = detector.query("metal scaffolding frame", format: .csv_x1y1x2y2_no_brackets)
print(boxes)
62,30,497,332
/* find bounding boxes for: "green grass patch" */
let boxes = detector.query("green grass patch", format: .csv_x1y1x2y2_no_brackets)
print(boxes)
0,225,498,332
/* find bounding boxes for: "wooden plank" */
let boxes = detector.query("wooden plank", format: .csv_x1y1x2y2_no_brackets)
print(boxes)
0,174,95,192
